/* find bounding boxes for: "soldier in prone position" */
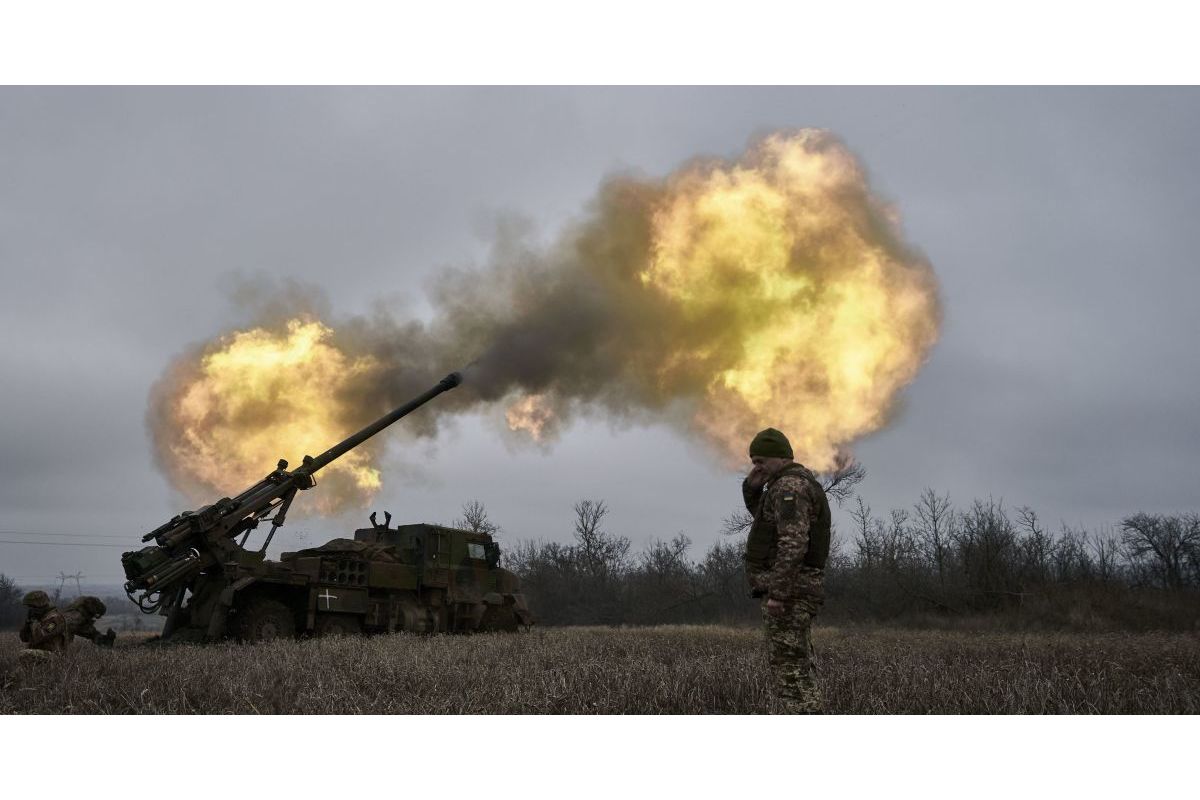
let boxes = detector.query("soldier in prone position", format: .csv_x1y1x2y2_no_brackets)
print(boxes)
64,596,116,647
18,591,71,653
742,428,831,714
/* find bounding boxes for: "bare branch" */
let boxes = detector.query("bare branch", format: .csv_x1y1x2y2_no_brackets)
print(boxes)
720,509,754,537
572,499,630,580
818,452,866,506
452,499,501,537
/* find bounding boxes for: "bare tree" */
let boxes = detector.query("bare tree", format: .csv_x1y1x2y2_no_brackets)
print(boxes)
818,452,866,506
825,527,848,570
720,508,754,537
1120,513,1200,590
453,499,501,538
574,499,606,540
1051,526,1092,583
1017,506,1051,584
0,573,23,630
572,499,630,581
1183,514,1200,586
639,533,693,580
849,496,884,570
1089,528,1121,583
913,488,953,592
888,508,915,564
954,498,1021,606
637,533,706,620
700,538,749,604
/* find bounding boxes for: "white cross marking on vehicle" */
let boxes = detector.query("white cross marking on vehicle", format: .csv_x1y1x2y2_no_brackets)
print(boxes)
318,589,338,609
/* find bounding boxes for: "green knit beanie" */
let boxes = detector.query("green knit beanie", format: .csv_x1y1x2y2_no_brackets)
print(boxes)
748,428,793,459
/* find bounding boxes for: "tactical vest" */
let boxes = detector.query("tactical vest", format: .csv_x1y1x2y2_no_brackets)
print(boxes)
744,464,831,571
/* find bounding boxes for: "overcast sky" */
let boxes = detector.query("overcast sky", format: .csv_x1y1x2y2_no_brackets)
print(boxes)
1,87,1198,588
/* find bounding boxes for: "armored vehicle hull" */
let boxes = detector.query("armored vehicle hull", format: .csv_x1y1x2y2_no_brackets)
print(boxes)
157,514,532,643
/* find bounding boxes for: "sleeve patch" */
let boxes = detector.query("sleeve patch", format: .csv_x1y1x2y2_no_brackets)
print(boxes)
780,492,798,520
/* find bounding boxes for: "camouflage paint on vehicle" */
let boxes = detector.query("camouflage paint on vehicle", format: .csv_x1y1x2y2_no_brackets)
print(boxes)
119,372,534,642
155,513,532,642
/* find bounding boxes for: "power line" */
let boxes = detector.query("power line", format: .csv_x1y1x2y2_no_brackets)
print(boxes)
0,539,130,548
6,575,127,580
0,530,130,539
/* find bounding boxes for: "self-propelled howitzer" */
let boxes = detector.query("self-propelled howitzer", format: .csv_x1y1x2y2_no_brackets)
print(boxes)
121,371,484,642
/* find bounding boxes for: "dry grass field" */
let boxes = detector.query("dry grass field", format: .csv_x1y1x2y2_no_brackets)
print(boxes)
2,624,1198,714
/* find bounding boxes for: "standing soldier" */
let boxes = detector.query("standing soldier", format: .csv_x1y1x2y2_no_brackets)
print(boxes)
742,428,832,713
64,596,116,647
18,590,71,653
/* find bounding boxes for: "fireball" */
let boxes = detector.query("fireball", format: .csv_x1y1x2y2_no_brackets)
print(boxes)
158,319,381,511
639,132,940,468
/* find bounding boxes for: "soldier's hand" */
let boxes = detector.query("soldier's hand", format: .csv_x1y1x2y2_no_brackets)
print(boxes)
745,465,769,490
765,598,786,616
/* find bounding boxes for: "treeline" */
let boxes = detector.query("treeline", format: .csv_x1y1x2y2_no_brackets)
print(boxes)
0,574,21,630
4,493,1197,633
829,492,1200,628
487,493,1200,630
503,500,756,626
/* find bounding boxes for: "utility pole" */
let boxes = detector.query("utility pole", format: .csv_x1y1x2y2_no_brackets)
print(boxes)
55,571,85,602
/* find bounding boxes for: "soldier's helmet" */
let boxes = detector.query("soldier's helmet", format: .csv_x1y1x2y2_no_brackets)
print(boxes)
67,596,107,617
22,590,50,608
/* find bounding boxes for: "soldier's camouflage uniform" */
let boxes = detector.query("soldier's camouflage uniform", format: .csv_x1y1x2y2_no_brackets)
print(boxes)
64,596,116,646
743,463,832,713
19,605,71,653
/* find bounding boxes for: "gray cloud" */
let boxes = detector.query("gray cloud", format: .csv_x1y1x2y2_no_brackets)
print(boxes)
2,87,1198,588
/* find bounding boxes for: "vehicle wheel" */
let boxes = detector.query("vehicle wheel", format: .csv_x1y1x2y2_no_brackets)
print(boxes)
479,604,520,632
315,613,363,637
236,598,296,643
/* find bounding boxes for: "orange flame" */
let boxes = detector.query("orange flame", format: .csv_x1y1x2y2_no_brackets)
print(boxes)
160,319,381,511
505,394,556,442
639,132,939,469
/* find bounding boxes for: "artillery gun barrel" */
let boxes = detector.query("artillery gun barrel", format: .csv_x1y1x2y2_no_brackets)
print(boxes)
301,371,462,475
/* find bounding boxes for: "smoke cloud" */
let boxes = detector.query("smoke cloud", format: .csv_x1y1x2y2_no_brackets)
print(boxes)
149,130,942,509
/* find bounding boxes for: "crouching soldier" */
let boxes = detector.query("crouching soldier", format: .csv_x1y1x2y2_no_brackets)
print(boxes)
65,596,116,647
18,591,71,653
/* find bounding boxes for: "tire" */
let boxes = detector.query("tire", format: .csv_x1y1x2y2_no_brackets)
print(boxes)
236,598,296,643
479,604,520,632
315,613,363,637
